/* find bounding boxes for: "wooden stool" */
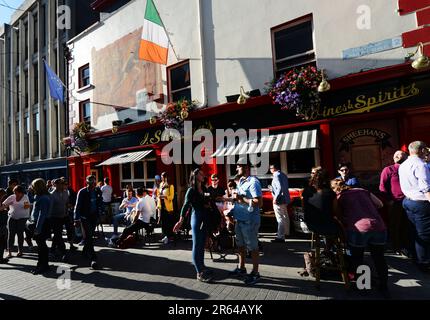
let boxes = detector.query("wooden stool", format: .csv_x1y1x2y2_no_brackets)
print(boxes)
311,232,349,290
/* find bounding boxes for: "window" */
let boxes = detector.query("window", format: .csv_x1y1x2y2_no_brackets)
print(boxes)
79,64,90,88
33,112,40,157
120,158,157,189
225,150,319,189
15,118,20,159
24,71,28,109
33,63,38,103
16,77,20,111
79,100,91,124
271,15,315,77
33,14,38,53
24,116,29,158
167,60,191,102
24,23,28,60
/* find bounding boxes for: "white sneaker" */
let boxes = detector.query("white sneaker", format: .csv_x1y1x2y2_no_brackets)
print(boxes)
162,236,169,244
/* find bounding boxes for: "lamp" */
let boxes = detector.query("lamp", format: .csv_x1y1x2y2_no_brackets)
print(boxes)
318,69,331,92
112,120,123,134
411,42,430,70
149,116,157,124
237,86,250,105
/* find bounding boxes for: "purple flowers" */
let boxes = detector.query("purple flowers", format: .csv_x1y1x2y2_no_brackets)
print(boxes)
266,65,322,118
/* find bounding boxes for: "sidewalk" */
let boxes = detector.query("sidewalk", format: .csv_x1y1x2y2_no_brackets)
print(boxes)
0,227,429,300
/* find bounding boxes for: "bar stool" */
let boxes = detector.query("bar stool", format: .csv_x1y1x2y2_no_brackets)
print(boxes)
311,232,349,290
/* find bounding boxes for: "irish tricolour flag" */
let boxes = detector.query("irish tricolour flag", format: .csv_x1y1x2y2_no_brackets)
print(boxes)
139,0,169,64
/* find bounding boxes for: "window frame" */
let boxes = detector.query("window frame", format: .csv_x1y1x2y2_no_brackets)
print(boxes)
78,63,90,89
79,99,92,125
167,59,191,102
120,158,157,189
271,14,315,77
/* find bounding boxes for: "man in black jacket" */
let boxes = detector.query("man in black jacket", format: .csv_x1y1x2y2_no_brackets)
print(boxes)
74,175,103,269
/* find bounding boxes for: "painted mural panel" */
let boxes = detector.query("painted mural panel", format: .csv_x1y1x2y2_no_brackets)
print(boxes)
91,27,164,128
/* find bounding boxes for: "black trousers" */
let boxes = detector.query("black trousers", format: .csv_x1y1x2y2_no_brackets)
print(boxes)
81,219,97,261
50,217,66,254
119,220,150,242
34,222,51,269
0,228,7,258
350,244,388,289
161,207,176,238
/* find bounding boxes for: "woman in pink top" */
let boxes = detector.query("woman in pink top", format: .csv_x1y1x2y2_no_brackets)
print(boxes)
331,179,388,294
1,186,31,258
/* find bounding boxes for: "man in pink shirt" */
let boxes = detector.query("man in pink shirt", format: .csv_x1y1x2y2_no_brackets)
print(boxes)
379,150,413,257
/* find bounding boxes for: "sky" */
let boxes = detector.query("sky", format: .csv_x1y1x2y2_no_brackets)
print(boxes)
0,0,25,25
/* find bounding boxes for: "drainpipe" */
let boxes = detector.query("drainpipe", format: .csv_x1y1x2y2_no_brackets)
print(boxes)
197,0,207,108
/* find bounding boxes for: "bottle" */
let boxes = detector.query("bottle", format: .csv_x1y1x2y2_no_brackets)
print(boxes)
247,201,254,213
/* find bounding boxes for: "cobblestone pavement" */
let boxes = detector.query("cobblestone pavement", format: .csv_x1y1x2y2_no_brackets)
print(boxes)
0,227,429,300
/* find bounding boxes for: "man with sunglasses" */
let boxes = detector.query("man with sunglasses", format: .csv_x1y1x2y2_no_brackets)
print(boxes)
207,174,225,201
336,163,359,187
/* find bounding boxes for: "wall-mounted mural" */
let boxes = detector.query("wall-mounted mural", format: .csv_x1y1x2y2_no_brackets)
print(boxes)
91,27,164,128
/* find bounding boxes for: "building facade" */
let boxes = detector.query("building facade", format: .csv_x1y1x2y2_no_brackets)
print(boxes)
66,0,430,213
0,0,98,187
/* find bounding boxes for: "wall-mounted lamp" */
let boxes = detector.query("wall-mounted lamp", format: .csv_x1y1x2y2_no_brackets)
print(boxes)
318,69,331,93
410,42,430,70
237,86,250,105
112,120,123,134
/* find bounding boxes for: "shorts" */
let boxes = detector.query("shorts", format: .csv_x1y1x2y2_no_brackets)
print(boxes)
347,230,387,248
235,219,260,251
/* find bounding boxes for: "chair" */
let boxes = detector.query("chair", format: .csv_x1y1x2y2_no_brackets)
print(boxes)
311,232,349,290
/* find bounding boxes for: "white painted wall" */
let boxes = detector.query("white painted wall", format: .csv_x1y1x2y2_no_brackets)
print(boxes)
68,0,417,132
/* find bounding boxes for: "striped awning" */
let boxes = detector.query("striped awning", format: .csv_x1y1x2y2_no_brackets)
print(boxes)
96,150,153,166
211,129,318,157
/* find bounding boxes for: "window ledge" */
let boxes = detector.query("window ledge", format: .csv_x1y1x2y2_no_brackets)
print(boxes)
77,84,95,93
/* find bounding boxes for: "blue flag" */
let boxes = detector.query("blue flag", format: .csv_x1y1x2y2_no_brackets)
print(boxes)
43,60,65,103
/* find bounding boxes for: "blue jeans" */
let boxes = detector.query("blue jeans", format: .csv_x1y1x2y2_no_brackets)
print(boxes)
113,213,128,235
403,198,430,265
190,210,207,274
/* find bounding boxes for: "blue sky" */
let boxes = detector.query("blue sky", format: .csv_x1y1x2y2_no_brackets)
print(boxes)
0,0,25,25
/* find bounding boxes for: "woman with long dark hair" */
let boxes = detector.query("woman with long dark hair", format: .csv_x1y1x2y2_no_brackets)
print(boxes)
174,168,213,282
29,178,52,275
158,172,175,244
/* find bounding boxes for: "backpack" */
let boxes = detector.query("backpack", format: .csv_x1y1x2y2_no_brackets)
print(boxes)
118,234,137,249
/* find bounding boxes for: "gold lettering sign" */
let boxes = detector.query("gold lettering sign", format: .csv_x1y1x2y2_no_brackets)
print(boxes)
305,83,420,120
139,121,214,146
140,129,162,146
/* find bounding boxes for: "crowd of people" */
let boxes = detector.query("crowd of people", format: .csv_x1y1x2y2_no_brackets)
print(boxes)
0,140,429,295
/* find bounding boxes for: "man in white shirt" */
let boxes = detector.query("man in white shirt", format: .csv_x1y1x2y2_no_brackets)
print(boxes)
399,141,430,271
115,187,156,247
100,178,113,221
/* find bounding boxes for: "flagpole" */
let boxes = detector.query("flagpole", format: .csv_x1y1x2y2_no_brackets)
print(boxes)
152,0,180,61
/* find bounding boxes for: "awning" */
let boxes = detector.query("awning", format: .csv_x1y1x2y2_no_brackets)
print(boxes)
96,150,153,166
212,129,318,157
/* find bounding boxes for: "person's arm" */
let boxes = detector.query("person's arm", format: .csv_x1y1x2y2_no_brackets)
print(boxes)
166,185,175,202
174,188,193,232
74,190,83,222
35,197,50,235
416,163,430,202
1,196,13,210
370,192,384,209
272,175,282,204
379,168,389,194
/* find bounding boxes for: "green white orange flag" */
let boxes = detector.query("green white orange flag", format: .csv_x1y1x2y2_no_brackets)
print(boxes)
139,0,169,64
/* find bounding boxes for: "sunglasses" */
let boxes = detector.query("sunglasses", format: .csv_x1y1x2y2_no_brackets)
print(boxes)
339,169,349,172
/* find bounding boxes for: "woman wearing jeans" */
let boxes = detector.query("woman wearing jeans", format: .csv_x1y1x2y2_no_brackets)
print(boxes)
331,178,388,295
174,169,213,282
30,179,52,275
1,186,31,258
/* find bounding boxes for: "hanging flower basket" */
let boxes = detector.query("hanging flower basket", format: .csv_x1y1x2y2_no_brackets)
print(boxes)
266,65,323,119
158,98,198,133
63,122,92,155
